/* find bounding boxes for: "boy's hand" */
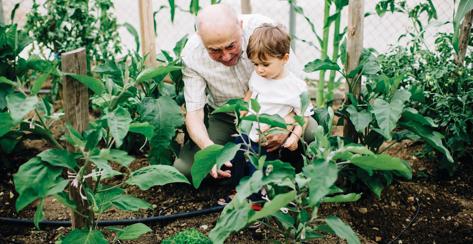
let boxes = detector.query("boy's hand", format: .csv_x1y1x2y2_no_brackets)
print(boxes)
283,134,299,151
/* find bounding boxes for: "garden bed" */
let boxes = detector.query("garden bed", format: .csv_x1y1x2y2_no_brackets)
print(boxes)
1,136,472,243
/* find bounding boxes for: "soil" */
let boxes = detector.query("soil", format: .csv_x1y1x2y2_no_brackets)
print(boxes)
0,136,472,243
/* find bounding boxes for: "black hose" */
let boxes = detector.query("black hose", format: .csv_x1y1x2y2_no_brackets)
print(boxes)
0,205,224,228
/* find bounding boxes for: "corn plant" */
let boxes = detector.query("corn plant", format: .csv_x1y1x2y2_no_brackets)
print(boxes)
190,96,412,243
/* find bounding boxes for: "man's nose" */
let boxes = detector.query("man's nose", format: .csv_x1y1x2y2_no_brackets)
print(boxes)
221,51,232,61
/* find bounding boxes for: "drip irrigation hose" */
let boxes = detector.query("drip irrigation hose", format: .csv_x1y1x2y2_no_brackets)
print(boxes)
387,190,421,244
0,205,224,228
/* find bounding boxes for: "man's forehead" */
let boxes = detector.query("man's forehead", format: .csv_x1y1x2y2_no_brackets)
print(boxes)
201,30,241,49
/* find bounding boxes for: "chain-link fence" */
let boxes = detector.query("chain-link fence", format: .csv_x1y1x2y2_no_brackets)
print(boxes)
5,0,454,66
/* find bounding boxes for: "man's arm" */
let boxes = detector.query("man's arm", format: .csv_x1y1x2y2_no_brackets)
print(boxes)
186,109,232,178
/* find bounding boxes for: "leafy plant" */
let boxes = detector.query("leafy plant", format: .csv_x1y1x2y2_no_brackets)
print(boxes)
162,228,212,244
25,0,122,63
190,97,411,243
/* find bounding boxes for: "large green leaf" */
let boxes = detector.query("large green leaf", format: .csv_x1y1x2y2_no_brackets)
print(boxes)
208,198,253,244
34,198,45,229
212,98,248,114
112,195,151,211
126,165,189,190
249,191,296,222
346,105,372,133
129,122,155,139
139,97,184,165
304,58,341,72
191,143,240,188
30,72,50,95
97,149,135,168
242,114,287,129
350,154,412,179
322,193,361,203
107,106,132,148
13,157,67,211
94,187,124,213
37,149,78,171
325,216,360,244
304,161,338,206
401,108,437,127
61,229,108,244
65,74,105,95
136,65,181,83
6,93,38,122
0,112,15,137
0,76,16,86
371,98,403,140
109,223,152,241
400,120,453,163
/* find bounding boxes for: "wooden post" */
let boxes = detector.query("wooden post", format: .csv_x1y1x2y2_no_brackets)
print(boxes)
0,0,4,25
343,0,364,142
61,48,93,229
139,0,157,67
455,10,473,66
241,0,252,14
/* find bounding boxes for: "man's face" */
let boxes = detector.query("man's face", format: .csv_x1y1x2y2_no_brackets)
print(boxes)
199,24,243,66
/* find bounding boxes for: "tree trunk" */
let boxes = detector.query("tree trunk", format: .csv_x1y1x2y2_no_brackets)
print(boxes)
455,10,473,66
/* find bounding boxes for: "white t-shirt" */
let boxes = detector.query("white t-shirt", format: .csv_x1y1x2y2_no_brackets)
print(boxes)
248,71,314,141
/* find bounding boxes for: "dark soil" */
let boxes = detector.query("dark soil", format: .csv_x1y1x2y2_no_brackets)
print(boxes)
1,138,472,243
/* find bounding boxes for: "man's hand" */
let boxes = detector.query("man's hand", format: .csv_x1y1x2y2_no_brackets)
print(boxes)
283,134,299,151
210,161,233,179
264,132,290,152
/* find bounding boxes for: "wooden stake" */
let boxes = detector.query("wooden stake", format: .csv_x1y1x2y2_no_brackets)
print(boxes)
61,48,93,229
343,0,364,142
241,0,252,14
455,10,473,66
139,0,157,67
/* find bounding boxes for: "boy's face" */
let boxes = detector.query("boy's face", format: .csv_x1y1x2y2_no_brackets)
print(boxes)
251,54,289,80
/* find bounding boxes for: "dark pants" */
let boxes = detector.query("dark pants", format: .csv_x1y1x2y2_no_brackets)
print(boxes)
229,134,303,187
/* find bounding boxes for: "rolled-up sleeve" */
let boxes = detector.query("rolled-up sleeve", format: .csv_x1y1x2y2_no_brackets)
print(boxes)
183,59,207,112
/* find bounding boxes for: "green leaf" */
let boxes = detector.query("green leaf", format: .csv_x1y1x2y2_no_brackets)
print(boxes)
325,216,360,244
98,149,135,168
34,198,45,229
6,93,38,122
249,191,296,222
0,76,16,86
94,187,124,213
129,122,155,139
242,114,287,129
322,193,361,203
64,123,86,148
139,97,184,165
371,98,404,140
304,161,338,206
54,192,77,211
191,143,240,188
400,121,453,163
346,105,372,133
112,195,151,211
250,98,260,113
212,99,248,114
351,154,412,179
31,72,50,95
122,22,140,52
401,108,437,127
126,165,189,190
136,65,181,83
0,113,15,137
61,229,108,244
168,0,176,22
37,149,78,171
13,158,66,211
110,223,152,241
66,74,105,95
209,198,253,244
107,106,132,147
304,58,340,72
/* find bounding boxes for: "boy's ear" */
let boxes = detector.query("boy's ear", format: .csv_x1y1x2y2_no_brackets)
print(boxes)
283,53,289,62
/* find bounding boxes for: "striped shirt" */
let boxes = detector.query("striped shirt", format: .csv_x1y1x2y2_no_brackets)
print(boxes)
182,14,304,112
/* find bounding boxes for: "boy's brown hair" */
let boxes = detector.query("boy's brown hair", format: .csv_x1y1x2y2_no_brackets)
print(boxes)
247,23,291,62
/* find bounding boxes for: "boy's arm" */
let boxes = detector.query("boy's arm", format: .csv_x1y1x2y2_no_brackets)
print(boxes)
283,116,309,151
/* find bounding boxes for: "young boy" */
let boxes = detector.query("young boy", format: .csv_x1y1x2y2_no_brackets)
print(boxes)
226,23,313,192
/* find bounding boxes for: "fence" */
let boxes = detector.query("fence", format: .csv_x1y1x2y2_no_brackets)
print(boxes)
5,0,455,68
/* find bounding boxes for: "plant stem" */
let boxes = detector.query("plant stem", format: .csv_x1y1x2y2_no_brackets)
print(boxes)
328,5,342,102
318,0,331,107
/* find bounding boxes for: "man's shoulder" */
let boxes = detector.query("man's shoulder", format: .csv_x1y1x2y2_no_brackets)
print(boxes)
181,33,205,64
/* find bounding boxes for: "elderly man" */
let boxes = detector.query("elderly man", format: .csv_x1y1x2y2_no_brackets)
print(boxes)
174,4,316,181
